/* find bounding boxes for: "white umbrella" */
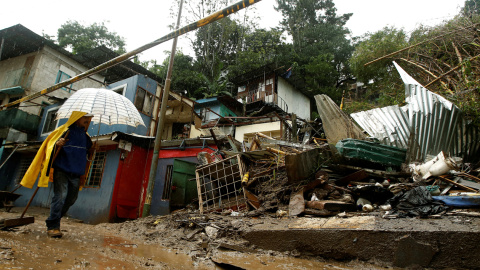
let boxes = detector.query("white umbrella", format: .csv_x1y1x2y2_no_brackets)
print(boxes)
56,88,145,127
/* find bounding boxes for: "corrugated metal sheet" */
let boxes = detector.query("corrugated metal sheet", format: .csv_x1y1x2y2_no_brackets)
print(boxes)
314,94,366,145
351,62,480,162
351,105,409,149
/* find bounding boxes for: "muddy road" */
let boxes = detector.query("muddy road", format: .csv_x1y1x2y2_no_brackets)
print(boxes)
0,207,387,269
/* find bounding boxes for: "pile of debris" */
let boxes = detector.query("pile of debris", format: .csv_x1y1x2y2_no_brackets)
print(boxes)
193,131,480,220
190,64,480,220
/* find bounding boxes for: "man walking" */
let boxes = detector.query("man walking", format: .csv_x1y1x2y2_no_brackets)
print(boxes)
21,111,94,238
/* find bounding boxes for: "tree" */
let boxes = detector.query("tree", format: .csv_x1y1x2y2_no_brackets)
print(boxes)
228,28,285,79
145,52,205,99
196,62,233,98
350,27,408,83
57,20,126,54
275,0,354,98
347,27,408,109
463,0,480,15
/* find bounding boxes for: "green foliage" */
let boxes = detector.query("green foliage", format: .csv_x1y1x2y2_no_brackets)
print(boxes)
349,27,408,83
196,62,233,98
57,20,126,54
146,52,205,98
463,0,480,15
228,28,285,79
275,0,354,96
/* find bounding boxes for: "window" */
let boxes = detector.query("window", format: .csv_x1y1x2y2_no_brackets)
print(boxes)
162,165,174,200
55,71,73,92
134,86,154,116
84,151,107,188
14,156,34,184
41,108,59,135
199,107,212,122
110,84,127,96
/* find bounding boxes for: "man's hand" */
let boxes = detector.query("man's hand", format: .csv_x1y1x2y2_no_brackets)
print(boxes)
56,138,68,147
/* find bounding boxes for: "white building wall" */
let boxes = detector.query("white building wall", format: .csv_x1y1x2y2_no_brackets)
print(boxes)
0,46,104,115
277,77,310,120
30,46,104,97
235,121,282,143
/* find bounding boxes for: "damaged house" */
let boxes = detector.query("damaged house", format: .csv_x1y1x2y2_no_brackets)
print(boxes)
0,24,213,223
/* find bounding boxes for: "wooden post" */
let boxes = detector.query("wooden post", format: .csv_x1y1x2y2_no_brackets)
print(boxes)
292,113,297,143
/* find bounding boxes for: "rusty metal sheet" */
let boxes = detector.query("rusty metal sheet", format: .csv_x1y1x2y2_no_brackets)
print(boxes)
285,148,324,183
314,94,366,145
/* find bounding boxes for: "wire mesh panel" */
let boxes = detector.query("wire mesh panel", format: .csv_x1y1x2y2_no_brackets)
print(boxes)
196,155,247,214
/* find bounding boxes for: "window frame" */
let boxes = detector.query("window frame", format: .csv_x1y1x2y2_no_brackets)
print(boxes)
84,150,107,188
41,107,59,136
55,70,73,92
109,84,127,96
134,86,154,116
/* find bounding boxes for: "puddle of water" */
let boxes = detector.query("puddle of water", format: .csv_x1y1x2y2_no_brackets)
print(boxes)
103,235,199,268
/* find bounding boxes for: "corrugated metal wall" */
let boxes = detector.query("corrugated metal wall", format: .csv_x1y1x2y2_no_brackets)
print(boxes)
351,62,479,163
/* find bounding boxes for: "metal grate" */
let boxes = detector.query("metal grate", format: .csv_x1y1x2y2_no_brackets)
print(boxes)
196,155,247,214
14,156,34,184
85,151,106,188
162,165,174,200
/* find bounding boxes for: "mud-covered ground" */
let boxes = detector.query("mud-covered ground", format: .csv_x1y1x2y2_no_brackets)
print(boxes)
0,206,411,270
2,206,480,269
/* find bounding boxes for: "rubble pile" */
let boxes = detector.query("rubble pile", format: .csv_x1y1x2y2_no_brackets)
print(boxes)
193,131,480,220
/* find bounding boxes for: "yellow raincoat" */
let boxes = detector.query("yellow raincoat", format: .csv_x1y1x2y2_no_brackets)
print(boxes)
20,111,89,189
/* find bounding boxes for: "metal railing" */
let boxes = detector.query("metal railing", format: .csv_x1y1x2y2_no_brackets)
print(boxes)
237,89,288,113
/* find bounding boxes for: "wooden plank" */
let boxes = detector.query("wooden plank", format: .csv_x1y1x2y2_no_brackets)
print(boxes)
335,170,368,186
288,190,305,216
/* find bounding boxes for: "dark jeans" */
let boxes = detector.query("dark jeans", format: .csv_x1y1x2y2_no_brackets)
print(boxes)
45,169,80,230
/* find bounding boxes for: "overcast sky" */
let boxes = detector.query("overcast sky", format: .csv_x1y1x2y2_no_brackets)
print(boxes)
0,0,466,65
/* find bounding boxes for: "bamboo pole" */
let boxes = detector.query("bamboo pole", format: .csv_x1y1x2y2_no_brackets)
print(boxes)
437,176,478,192
425,54,480,88
0,0,262,111
364,23,480,67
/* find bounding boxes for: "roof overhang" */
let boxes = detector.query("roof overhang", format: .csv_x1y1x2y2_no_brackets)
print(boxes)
0,86,25,95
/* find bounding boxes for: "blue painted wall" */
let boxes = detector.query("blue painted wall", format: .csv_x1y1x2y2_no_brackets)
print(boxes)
68,149,120,224
7,149,120,224
194,97,237,123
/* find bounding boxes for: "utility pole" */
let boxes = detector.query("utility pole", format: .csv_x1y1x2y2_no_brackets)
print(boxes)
142,0,184,217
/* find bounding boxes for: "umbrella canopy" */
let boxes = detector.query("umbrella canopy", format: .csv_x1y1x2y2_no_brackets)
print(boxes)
56,88,145,127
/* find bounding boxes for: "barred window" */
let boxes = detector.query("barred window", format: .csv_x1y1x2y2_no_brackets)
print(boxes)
162,165,173,200
85,151,106,188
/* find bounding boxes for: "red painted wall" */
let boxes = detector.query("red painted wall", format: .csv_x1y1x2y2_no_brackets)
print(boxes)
111,144,217,220
110,145,151,220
